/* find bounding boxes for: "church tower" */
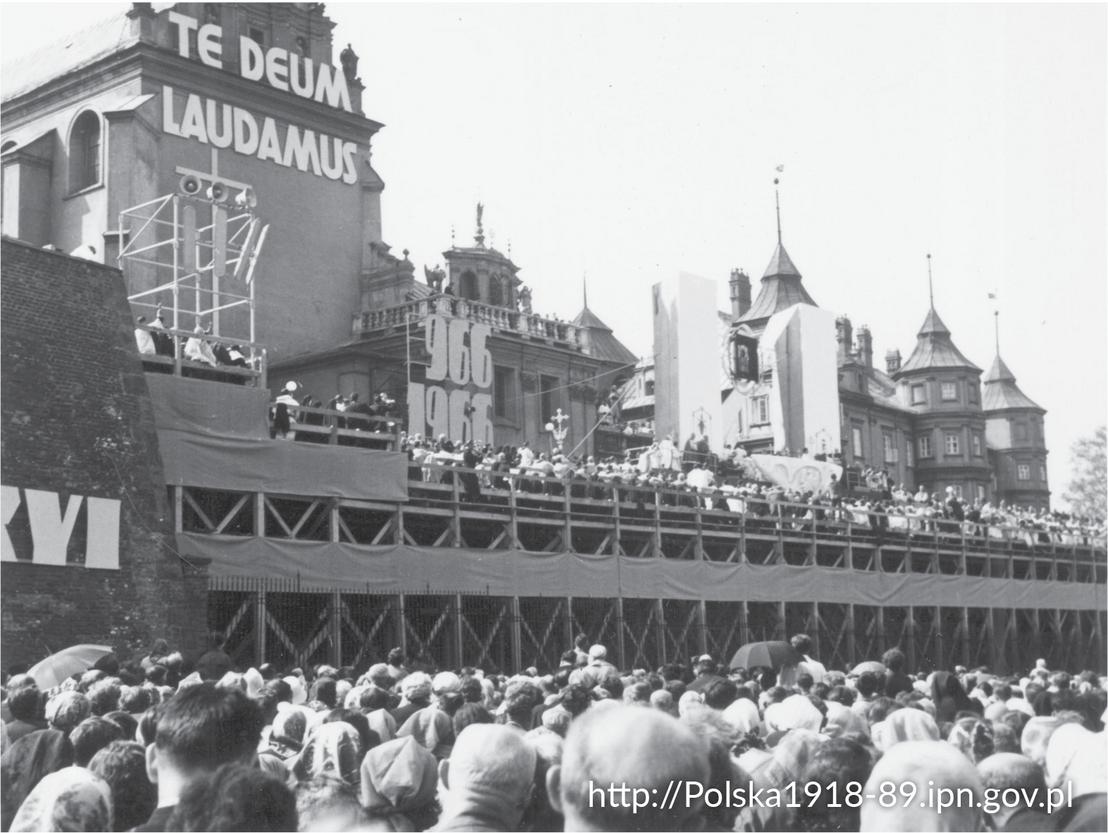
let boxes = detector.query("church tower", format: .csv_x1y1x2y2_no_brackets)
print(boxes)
442,204,521,309
734,178,817,334
893,257,991,501
982,317,1049,509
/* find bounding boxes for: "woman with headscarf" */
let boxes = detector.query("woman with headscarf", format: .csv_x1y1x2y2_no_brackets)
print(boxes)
9,767,113,832
930,670,982,725
0,729,74,830
1020,715,1066,768
293,721,363,789
262,707,307,765
871,706,940,752
359,736,440,831
822,701,869,740
947,716,995,764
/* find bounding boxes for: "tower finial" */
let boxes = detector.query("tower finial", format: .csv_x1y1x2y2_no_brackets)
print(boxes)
474,202,485,247
994,309,1000,355
773,167,783,244
583,272,588,308
926,253,934,309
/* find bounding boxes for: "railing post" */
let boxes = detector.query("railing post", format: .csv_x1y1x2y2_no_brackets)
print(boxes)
653,493,663,558
453,594,465,671
450,475,462,547
697,599,708,658
655,598,667,666
510,596,523,674
563,479,574,553
507,474,520,549
330,591,343,666
846,603,856,668
905,605,916,672
254,492,265,538
254,588,267,666
396,593,408,662
615,595,627,670
612,485,622,557
173,485,184,533
695,499,706,561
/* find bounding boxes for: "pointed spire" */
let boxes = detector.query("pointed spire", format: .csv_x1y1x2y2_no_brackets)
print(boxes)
927,253,934,309
582,273,589,309
774,176,782,244
994,309,1000,355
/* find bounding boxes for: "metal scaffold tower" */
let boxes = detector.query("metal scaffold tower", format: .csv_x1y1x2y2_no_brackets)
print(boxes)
118,161,270,382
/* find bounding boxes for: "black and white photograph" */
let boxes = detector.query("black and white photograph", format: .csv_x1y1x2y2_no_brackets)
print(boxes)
0,2,1105,831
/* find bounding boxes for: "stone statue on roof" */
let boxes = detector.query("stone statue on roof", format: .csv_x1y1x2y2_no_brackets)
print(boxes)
339,43,359,82
518,285,532,314
424,264,446,293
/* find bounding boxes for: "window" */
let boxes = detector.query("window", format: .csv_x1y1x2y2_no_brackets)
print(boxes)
910,383,926,405
459,271,479,301
294,35,308,56
752,395,769,425
968,383,979,405
940,382,958,401
68,110,101,192
644,379,655,396
204,3,220,23
905,442,913,467
1039,465,1047,482
248,27,266,47
852,426,864,460
493,366,516,420
949,484,963,498
883,432,898,464
972,434,982,456
1017,464,1030,481
918,435,932,458
944,433,960,455
1013,423,1028,442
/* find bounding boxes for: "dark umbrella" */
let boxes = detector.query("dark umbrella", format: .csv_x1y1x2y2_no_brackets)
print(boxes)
729,640,802,671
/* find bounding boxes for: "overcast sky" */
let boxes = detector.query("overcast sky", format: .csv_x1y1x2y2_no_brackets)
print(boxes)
3,2,1105,508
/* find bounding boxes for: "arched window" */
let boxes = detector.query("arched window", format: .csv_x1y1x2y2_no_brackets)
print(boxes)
69,111,101,192
488,274,504,306
0,140,16,154
459,271,479,301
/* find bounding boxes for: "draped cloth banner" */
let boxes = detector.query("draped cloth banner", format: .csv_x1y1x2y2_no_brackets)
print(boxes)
182,534,1105,612
147,373,408,501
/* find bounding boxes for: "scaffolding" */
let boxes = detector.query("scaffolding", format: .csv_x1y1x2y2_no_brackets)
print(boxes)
118,166,269,382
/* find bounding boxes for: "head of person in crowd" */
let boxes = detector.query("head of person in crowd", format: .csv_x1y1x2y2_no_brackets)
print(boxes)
366,663,393,691
854,671,880,701
8,766,113,833
797,736,875,833
293,721,364,788
324,708,378,757
45,690,91,734
503,679,544,730
977,752,1048,830
399,671,432,707
6,680,43,728
549,705,710,831
88,740,158,832
295,775,367,833
88,678,122,715
859,740,985,832
119,685,152,715
70,716,124,766
437,723,537,832
703,677,738,711
875,703,938,748
146,683,264,818
931,670,980,724
360,736,440,831
947,716,995,764
0,729,75,830
452,701,493,737
166,763,297,832
1044,722,1107,795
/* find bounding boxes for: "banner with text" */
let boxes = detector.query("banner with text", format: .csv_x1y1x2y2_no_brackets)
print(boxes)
407,314,493,445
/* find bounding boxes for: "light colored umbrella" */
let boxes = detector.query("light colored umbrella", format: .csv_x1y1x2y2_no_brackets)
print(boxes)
27,644,113,690
850,660,887,676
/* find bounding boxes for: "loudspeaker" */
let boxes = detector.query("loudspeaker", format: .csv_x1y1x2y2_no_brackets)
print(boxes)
206,181,228,203
178,174,202,196
234,186,257,209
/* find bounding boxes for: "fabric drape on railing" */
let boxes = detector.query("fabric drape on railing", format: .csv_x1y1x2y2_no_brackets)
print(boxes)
181,534,1105,611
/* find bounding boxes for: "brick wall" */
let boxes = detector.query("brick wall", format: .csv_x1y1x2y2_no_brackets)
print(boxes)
1,238,208,669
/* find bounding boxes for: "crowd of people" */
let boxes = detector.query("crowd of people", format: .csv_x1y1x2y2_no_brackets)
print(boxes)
133,311,254,374
397,436,1105,546
270,383,398,445
1,634,1104,832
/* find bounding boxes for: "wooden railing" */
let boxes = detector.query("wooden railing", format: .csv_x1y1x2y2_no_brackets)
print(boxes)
352,294,590,353
403,462,1107,569
270,403,401,451
137,325,266,387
